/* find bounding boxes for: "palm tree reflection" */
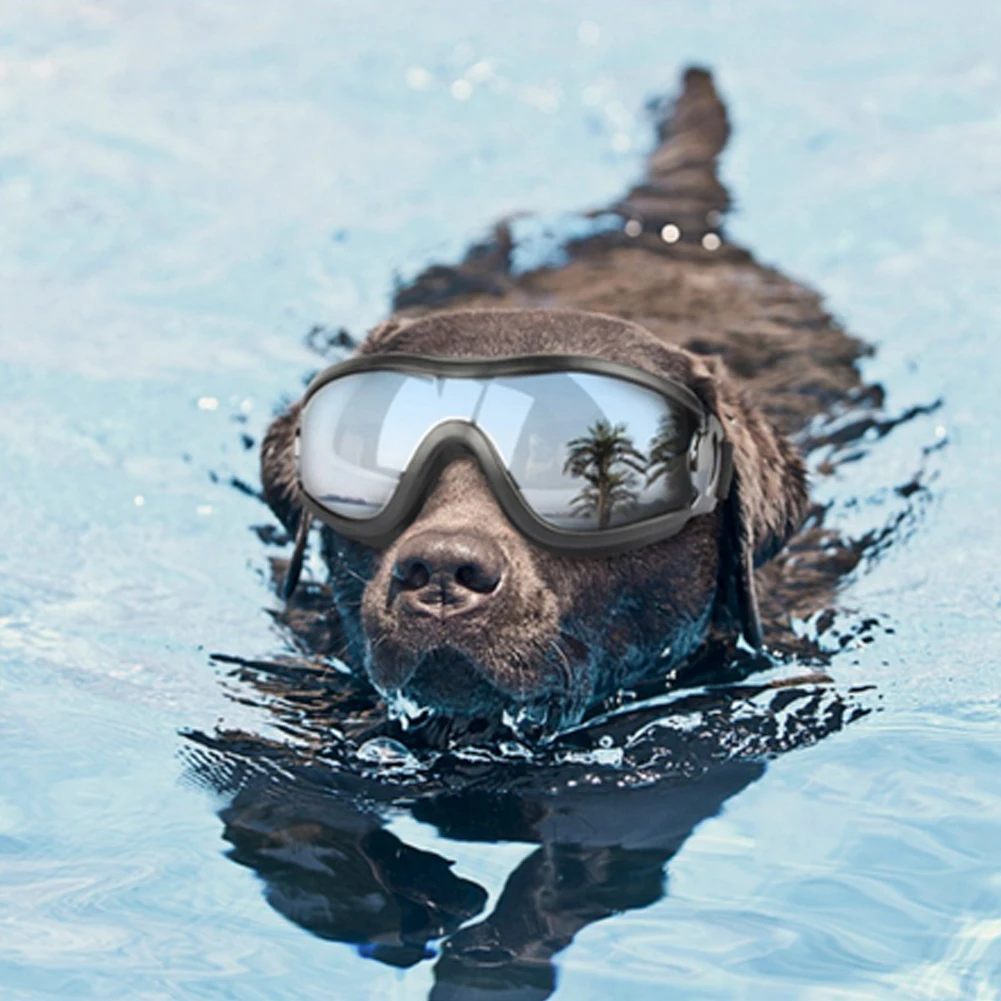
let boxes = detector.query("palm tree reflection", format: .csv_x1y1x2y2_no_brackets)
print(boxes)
563,420,646,528
645,411,688,487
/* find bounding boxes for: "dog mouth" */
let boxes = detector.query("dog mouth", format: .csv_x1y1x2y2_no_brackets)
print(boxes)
367,630,594,737
396,646,513,718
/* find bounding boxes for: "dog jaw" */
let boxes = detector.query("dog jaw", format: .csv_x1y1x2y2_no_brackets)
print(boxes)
359,459,581,726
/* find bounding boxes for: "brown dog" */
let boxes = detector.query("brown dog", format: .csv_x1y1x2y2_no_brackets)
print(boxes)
260,69,867,732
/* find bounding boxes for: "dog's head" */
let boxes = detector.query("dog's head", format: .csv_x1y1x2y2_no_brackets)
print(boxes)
261,310,807,730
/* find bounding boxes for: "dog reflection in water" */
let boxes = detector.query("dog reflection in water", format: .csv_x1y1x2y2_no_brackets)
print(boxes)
190,677,862,1001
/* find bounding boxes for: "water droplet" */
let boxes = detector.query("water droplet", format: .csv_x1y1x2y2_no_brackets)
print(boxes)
624,218,643,237
493,723,534,758
356,737,418,769
385,691,429,729
702,232,722,252
451,79,473,101
133,495,145,507
661,223,681,244
197,396,219,411
454,745,497,764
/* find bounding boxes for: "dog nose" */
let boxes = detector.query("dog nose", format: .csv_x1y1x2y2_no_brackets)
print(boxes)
392,530,504,615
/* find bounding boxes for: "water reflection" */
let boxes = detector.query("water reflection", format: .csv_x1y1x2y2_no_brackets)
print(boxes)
187,670,870,1000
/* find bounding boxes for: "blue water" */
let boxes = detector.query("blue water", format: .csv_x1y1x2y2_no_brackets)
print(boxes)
2,1,1000,998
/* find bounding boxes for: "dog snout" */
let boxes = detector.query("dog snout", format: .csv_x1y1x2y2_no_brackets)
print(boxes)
392,530,505,616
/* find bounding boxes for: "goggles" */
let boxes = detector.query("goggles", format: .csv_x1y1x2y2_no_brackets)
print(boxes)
288,354,731,591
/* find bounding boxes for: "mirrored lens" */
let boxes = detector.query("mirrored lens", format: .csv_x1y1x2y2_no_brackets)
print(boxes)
301,370,507,519
301,367,697,529
300,371,416,519
490,372,696,531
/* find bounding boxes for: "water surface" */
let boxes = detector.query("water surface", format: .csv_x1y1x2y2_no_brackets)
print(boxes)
2,2,1000,998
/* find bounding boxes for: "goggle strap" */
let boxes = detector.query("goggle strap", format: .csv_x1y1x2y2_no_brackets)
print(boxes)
716,438,734,500
282,509,313,601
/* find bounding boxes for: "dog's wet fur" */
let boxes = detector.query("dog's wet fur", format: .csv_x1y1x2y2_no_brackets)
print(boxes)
192,67,926,991
260,68,873,735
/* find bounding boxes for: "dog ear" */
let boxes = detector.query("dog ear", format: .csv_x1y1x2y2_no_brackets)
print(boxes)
260,400,304,535
692,356,809,646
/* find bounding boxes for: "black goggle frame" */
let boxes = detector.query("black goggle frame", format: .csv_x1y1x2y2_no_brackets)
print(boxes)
289,354,732,589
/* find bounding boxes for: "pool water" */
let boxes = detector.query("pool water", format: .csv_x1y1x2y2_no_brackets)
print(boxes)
2,2,1000,999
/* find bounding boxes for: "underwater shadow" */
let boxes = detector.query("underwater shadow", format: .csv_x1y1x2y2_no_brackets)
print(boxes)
186,673,871,1000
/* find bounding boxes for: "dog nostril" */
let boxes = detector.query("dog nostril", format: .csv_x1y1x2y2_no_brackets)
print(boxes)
392,530,506,603
455,562,499,594
394,557,431,591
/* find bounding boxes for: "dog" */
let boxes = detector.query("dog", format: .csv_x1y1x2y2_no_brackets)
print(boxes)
263,306,810,728
258,68,873,734
187,66,910,997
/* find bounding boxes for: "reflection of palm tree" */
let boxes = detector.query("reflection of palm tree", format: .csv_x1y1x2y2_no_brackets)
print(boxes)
563,420,646,528
646,412,688,486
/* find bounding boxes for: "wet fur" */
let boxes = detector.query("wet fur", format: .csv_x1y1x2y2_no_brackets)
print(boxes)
198,68,892,989
260,69,851,730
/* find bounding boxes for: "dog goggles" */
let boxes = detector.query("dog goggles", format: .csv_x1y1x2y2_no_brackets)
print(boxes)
292,353,732,565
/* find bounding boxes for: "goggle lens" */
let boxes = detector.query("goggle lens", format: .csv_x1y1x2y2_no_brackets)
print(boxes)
300,369,698,532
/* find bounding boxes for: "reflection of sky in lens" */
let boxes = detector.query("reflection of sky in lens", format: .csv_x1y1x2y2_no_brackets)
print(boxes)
568,373,662,456
301,373,405,515
502,373,665,487
376,375,536,468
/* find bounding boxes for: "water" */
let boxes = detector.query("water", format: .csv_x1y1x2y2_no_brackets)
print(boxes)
2,1,1001,998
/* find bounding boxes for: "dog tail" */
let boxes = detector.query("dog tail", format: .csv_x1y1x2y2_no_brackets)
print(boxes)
615,67,731,246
